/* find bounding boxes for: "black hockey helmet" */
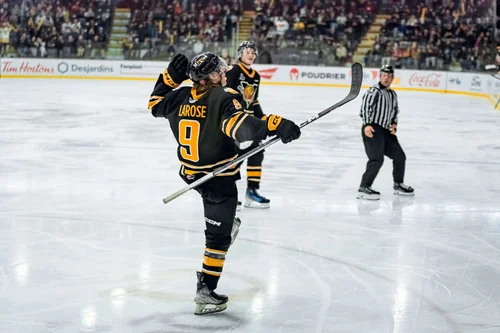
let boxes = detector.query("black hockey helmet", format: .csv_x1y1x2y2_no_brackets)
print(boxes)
188,52,228,82
380,65,395,74
237,41,258,59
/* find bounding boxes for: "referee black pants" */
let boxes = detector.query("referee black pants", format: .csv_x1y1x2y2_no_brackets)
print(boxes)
360,124,406,187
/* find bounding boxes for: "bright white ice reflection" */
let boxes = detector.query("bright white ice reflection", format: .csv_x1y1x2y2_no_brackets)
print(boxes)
14,261,29,287
81,305,97,329
138,260,151,290
393,283,409,332
110,288,127,313
267,266,279,299
251,292,264,316
13,244,29,287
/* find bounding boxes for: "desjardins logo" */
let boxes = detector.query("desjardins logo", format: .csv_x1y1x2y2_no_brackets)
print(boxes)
58,62,69,74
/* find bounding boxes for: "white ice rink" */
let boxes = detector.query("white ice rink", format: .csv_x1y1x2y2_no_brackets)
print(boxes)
1,78,500,333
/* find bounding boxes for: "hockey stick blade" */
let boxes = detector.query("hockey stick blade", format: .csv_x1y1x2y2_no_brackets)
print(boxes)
162,62,363,204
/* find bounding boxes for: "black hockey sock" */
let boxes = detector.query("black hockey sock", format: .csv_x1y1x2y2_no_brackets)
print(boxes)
202,272,220,290
246,166,261,189
247,181,260,190
202,247,226,290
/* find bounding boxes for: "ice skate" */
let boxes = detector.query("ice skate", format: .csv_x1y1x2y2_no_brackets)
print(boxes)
357,186,380,200
194,272,228,315
244,188,270,209
393,183,414,196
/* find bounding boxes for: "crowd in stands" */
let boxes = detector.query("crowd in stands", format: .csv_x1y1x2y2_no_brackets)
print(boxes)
366,0,497,71
1,0,497,72
0,0,111,59
119,0,241,60
118,0,375,66
250,0,375,66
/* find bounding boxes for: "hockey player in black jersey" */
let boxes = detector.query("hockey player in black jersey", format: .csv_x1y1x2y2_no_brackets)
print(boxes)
147,53,301,314
225,41,270,209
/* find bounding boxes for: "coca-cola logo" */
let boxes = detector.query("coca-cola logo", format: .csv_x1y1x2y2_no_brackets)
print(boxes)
409,73,441,87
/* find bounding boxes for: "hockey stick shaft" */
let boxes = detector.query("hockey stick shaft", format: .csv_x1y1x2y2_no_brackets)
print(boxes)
162,62,364,204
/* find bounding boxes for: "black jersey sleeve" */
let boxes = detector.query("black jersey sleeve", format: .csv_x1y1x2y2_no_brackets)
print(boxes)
147,69,182,118
219,88,268,142
224,65,241,90
251,71,266,119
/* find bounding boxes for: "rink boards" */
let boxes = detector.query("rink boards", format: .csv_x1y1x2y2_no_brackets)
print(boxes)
1,57,499,109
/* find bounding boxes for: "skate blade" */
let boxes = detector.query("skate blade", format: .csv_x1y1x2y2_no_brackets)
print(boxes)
393,191,415,196
194,302,227,315
243,201,270,209
357,193,380,200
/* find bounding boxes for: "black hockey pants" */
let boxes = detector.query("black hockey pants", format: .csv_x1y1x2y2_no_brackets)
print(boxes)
360,124,406,187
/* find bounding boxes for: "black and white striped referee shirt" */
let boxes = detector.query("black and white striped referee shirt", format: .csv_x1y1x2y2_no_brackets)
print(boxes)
360,83,399,128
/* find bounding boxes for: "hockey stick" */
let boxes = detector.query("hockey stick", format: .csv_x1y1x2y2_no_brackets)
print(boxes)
162,62,364,204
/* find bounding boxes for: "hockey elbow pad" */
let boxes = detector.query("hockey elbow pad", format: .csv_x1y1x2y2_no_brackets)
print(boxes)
266,114,301,144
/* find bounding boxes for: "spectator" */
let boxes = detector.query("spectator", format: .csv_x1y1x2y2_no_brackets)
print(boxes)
2,0,110,59
0,21,13,57
368,0,496,71
220,48,232,64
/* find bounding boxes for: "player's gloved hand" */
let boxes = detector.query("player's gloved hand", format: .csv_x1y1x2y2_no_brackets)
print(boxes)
166,53,189,84
266,114,301,143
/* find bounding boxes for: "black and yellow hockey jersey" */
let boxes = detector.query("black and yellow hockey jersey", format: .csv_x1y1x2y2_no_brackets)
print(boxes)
225,63,265,119
148,69,269,177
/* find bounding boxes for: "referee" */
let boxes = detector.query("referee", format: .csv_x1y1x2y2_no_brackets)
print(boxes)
357,65,414,200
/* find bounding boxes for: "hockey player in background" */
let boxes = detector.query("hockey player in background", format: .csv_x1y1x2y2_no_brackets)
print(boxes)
147,53,301,314
225,41,271,209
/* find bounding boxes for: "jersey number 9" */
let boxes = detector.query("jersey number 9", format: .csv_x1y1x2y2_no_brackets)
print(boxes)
179,119,200,162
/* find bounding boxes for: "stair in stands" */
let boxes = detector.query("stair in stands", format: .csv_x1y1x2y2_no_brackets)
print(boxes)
106,8,131,60
237,10,254,45
352,14,390,64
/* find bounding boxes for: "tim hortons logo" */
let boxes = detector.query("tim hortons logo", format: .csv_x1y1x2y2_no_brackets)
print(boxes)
409,73,441,87
2,61,55,74
257,67,278,80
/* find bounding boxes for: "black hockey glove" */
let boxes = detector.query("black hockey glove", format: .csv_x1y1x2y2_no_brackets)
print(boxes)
266,114,301,143
166,53,189,85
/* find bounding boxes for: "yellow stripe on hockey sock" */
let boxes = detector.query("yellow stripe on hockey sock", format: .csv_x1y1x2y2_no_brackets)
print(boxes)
204,256,225,267
205,248,227,255
247,171,262,177
202,268,221,277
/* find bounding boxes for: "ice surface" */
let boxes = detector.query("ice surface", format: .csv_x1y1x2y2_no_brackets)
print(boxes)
0,79,499,333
